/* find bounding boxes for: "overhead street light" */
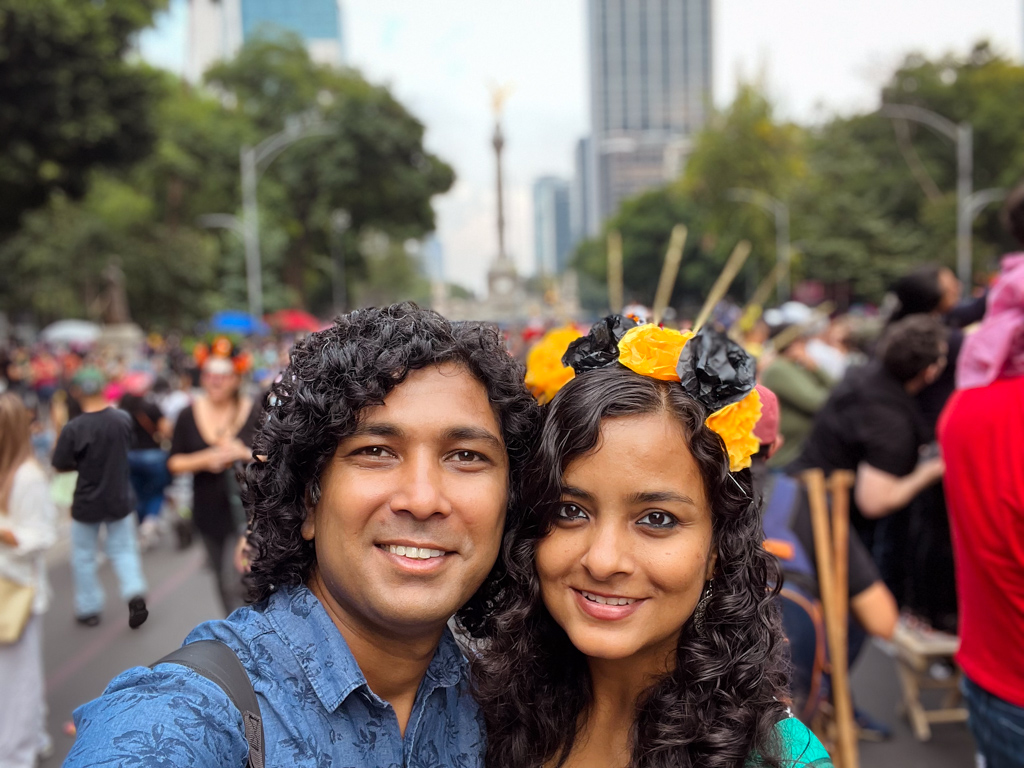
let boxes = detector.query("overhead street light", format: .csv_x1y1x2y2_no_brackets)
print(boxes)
239,114,335,320
879,104,974,287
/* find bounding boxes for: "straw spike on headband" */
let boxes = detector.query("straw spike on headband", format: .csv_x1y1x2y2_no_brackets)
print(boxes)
561,316,762,471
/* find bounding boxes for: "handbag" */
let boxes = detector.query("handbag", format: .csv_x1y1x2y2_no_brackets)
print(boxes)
0,574,34,644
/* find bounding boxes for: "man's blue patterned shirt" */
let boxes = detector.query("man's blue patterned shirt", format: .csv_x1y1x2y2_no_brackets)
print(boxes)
64,586,484,768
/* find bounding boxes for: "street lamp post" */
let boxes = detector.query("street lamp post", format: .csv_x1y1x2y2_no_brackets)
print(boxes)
726,188,790,302
879,104,974,287
330,209,351,315
235,114,334,320
963,186,1007,230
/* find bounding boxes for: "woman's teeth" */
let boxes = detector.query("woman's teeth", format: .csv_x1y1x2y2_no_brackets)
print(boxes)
581,590,637,606
383,544,445,560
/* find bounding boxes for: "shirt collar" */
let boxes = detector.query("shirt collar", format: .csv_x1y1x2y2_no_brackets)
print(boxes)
263,586,467,712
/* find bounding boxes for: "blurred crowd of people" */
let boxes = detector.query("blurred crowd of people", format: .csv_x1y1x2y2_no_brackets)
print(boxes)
2,192,1024,766
0,331,297,765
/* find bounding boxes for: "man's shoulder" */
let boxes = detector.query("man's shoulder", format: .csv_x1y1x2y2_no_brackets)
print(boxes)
65,633,253,767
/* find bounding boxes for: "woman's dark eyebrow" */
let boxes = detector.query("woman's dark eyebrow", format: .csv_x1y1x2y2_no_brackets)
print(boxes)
628,490,696,507
561,485,595,503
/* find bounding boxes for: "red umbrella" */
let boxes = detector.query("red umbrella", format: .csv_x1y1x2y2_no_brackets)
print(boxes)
265,309,323,334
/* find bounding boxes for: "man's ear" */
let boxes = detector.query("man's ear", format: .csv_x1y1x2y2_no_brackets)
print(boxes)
301,484,320,541
301,512,315,541
766,435,786,461
925,361,944,385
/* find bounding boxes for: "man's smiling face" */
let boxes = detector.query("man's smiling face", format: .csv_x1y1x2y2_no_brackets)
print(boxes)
303,363,509,640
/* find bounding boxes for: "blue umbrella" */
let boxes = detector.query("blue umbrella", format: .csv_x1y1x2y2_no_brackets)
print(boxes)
210,310,267,335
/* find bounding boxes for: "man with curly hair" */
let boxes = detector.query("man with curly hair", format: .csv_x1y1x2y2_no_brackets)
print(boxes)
63,304,539,768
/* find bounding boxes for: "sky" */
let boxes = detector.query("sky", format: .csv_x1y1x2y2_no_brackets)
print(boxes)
140,0,1023,295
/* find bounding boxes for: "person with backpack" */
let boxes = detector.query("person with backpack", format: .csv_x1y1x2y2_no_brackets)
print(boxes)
62,305,540,768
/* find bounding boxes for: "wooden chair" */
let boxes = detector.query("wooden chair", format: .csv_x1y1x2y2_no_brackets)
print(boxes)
889,619,968,741
801,469,858,768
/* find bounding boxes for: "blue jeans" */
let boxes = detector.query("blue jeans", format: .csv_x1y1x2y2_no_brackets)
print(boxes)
962,674,1024,768
128,449,171,522
70,516,148,617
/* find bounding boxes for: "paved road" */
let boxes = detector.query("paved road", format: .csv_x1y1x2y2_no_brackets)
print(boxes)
38,539,976,767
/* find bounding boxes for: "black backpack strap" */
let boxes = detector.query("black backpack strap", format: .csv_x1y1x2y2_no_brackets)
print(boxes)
152,639,266,768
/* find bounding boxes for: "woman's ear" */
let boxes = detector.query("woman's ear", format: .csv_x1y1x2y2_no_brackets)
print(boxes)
705,547,718,581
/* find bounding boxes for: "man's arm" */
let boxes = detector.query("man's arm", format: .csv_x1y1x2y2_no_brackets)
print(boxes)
854,458,944,519
51,424,77,472
63,664,248,767
850,581,899,640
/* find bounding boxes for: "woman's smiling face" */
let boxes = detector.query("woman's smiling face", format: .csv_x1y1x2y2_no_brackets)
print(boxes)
535,411,716,666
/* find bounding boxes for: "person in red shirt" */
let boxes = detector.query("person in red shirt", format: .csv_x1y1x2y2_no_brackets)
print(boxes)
939,199,1024,768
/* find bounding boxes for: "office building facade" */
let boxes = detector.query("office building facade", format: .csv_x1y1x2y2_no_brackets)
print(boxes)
187,0,344,83
585,0,712,224
533,177,573,276
570,136,597,242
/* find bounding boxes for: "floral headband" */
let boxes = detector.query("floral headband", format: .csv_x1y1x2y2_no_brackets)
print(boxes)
193,335,251,375
560,315,762,472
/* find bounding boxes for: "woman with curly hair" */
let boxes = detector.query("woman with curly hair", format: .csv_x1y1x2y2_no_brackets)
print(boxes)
465,316,832,768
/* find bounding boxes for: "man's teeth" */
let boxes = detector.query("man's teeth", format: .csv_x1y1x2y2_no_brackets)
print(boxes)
581,590,637,606
384,545,445,560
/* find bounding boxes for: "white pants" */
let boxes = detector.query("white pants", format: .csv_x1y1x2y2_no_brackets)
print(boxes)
0,614,47,768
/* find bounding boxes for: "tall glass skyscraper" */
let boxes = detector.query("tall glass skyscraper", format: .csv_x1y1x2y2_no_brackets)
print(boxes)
187,0,344,83
533,177,573,276
584,0,712,224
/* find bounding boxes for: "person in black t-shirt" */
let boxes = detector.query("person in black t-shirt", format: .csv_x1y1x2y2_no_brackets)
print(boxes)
788,315,947,585
51,367,148,629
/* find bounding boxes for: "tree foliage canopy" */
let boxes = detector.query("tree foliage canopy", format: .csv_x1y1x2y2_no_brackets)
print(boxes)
0,23,455,328
573,43,1024,312
0,0,168,234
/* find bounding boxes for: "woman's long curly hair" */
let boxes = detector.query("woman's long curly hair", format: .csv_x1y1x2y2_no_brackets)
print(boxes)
462,365,789,768
243,303,540,613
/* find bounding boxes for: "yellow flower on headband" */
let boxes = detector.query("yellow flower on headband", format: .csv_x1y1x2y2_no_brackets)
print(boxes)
525,325,583,403
617,324,694,381
705,389,762,472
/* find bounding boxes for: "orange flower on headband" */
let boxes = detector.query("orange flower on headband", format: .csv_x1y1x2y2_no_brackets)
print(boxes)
705,389,762,471
525,325,584,403
617,325,694,381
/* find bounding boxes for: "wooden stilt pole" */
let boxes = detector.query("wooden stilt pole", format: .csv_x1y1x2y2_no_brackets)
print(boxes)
693,240,752,332
737,263,782,324
652,224,687,326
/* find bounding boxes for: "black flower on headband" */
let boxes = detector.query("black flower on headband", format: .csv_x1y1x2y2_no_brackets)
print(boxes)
676,326,757,413
562,314,638,373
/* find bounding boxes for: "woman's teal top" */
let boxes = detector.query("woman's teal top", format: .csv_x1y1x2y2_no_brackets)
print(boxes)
747,716,834,767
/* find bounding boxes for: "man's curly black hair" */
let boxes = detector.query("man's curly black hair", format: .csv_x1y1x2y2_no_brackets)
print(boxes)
243,303,540,619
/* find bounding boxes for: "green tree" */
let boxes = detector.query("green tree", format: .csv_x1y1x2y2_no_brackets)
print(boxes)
0,175,219,328
678,83,806,285
797,43,1024,299
573,187,733,315
0,0,167,234
573,84,804,313
205,34,455,312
